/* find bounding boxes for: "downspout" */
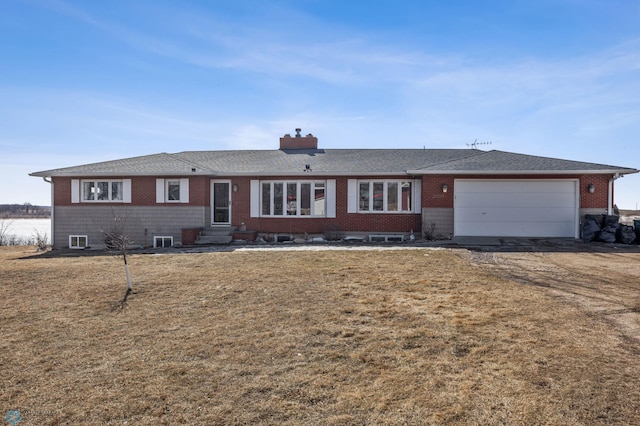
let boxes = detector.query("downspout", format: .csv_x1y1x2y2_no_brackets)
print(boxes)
607,173,621,215
43,177,53,248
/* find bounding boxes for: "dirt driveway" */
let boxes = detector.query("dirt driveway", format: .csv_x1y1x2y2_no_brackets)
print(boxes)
465,248,640,344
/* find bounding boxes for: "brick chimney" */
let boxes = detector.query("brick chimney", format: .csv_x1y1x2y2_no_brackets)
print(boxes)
279,128,318,150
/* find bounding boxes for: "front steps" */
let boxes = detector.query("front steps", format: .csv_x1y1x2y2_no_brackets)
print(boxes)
194,226,235,245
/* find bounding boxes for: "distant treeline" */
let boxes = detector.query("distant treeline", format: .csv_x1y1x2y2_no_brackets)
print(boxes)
0,204,51,218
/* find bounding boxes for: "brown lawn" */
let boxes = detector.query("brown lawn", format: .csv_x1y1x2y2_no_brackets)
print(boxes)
1,246,639,425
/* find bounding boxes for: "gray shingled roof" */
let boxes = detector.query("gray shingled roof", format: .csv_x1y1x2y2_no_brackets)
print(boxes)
407,150,638,174
30,149,638,177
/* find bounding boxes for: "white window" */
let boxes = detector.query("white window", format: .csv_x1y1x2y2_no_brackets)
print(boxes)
351,179,419,213
167,180,181,201
259,181,327,217
69,235,88,249
81,180,125,202
154,236,173,248
156,178,189,203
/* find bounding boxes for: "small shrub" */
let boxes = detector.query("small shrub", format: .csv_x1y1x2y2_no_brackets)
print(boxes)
6,234,29,246
423,222,437,240
32,228,49,251
0,219,13,246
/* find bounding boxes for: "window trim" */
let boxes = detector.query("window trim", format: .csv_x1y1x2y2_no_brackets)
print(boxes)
80,179,125,203
166,180,181,203
156,178,189,203
153,236,174,248
69,235,88,249
259,180,328,218
352,179,419,214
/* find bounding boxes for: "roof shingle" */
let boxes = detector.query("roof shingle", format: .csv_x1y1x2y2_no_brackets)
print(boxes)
30,149,638,177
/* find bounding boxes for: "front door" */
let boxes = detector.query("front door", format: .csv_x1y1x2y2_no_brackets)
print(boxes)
211,180,231,225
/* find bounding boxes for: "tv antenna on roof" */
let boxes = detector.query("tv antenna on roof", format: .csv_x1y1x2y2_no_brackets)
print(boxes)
467,139,492,149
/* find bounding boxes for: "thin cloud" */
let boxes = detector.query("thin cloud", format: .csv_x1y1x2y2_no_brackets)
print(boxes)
38,0,447,85
413,39,640,114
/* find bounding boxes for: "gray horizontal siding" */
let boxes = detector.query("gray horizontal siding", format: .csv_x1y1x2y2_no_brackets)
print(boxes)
422,208,454,239
53,206,206,249
579,208,608,222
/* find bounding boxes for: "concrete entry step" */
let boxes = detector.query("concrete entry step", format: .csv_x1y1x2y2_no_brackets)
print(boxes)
194,235,233,245
195,226,235,245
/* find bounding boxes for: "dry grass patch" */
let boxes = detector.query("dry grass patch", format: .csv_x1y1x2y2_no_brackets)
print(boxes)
1,246,639,425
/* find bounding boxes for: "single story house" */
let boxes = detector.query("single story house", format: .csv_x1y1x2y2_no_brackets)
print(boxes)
31,129,638,249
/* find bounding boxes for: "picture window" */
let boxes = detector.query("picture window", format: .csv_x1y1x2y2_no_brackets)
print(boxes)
81,180,125,202
260,181,326,217
358,180,413,213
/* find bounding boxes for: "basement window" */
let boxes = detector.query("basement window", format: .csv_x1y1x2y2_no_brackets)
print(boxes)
69,235,88,249
154,236,173,248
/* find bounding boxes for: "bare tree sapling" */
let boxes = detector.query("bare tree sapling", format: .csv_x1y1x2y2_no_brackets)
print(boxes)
103,216,134,308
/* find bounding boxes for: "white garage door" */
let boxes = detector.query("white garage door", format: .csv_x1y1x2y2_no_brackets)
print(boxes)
454,179,579,238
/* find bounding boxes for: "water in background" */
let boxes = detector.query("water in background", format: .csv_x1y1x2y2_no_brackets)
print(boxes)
1,218,51,244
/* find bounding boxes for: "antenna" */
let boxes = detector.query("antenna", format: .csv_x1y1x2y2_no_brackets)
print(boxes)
466,139,492,149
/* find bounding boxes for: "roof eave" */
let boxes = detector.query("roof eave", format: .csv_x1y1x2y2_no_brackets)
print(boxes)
215,171,413,177
30,171,412,178
29,171,214,177
31,168,639,178
406,169,639,175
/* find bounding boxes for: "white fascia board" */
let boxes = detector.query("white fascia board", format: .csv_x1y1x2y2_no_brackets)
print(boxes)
29,171,214,177
406,169,639,175
32,168,639,177
214,171,411,177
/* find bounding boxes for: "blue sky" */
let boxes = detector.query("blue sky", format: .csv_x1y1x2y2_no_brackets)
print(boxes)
1,0,639,208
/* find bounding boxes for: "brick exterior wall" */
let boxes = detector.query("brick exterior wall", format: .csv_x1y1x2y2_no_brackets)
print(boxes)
419,174,613,209
134,177,157,206
190,176,210,206
421,176,455,208
53,177,72,205
49,172,615,246
577,174,610,209
229,176,252,229
234,176,422,235
53,176,210,207
181,227,204,245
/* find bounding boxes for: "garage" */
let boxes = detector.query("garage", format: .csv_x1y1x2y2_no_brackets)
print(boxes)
454,179,579,238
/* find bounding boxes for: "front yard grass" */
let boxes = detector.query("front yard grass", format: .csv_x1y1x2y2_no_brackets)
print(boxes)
1,246,639,425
